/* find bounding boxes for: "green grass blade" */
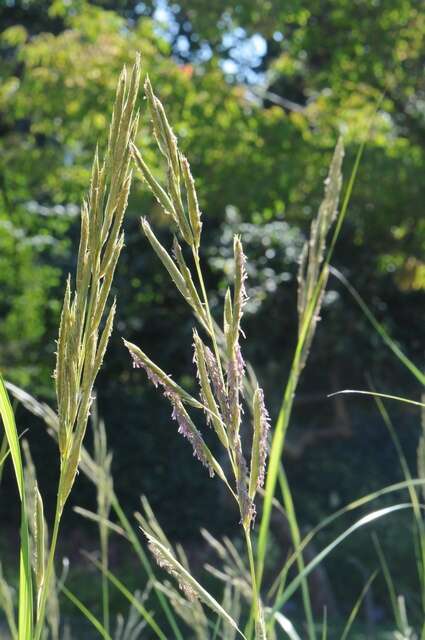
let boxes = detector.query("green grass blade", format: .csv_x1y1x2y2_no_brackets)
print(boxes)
274,465,316,640
0,376,25,499
321,608,327,640
328,389,424,407
84,552,168,640
271,503,413,615
372,535,402,630
0,375,33,639
268,478,425,600
62,585,112,640
372,392,425,610
273,612,302,640
330,267,425,386
340,571,377,640
0,433,9,481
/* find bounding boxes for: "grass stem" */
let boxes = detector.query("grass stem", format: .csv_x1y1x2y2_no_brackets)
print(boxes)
192,247,226,388
33,502,62,640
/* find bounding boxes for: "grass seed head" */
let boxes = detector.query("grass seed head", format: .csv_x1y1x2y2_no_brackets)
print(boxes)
249,387,271,499
181,155,202,248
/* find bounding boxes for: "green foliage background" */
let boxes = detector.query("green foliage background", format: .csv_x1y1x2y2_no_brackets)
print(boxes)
0,0,424,619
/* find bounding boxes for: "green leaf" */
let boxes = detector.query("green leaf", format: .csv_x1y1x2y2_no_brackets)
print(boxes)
273,612,302,640
328,389,425,408
0,375,33,639
62,585,112,640
271,503,413,614
330,267,425,386
84,552,168,640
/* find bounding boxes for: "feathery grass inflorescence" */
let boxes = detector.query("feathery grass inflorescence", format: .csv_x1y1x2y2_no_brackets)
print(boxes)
31,55,141,640
297,137,344,373
55,56,140,509
126,76,271,634
1,59,349,640
256,138,345,622
127,76,270,526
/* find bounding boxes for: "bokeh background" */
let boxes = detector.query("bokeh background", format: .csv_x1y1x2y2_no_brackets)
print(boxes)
0,0,424,633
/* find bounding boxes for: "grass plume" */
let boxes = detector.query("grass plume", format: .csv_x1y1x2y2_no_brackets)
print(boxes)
31,54,141,640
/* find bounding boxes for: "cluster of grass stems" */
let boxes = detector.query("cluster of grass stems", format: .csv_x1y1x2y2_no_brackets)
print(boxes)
0,56,424,640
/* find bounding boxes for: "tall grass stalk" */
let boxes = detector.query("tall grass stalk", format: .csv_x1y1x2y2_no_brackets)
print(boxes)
0,376,33,639
31,55,141,640
252,136,348,637
255,91,387,611
127,76,270,635
256,135,363,602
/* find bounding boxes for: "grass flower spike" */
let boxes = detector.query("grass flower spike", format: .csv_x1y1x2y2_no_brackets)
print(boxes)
32,55,141,640
127,74,271,635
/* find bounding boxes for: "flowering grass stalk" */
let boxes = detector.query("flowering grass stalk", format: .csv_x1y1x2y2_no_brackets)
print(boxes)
256,138,346,638
0,376,33,639
30,55,141,640
126,76,271,636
